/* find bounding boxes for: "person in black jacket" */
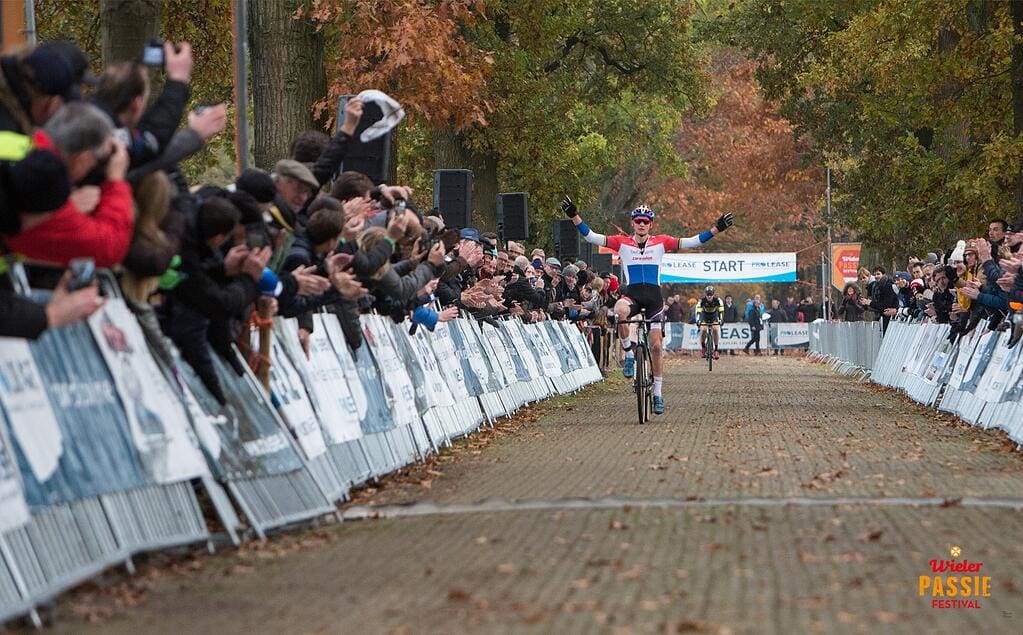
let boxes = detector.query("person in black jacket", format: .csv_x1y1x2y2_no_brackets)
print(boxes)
91,44,193,177
860,265,900,333
158,197,270,403
722,294,740,323
0,41,92,139
502,259,546,312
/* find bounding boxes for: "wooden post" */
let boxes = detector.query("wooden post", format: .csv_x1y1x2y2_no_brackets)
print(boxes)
1,2,27,53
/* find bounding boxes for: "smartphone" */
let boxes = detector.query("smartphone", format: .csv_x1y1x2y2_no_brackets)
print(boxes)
142,40,164,67
246,230,267,250
67,258,96,292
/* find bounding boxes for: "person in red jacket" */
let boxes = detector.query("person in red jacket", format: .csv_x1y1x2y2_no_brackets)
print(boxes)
7,102,133,268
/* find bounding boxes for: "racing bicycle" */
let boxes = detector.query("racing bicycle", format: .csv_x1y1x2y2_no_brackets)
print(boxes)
624,313,656,424
701,323,716,372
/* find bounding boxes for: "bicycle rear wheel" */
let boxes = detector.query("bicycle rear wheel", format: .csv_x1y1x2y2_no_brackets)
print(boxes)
635,344,648,424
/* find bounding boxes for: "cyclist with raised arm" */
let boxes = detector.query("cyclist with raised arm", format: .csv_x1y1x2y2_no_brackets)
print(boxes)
561,197,734,414
696,285,724,359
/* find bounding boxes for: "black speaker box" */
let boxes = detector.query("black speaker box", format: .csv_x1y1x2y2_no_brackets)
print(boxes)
579,240,593,266
591,253,613,275
433,169,473,229
497,192,529,241
337,95,393,184
553,219,580,261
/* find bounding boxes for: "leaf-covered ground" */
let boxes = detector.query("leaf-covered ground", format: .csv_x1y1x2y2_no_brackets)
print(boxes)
34,355,1023,634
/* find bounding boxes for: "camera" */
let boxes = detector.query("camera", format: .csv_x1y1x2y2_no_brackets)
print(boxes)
142,40,165,67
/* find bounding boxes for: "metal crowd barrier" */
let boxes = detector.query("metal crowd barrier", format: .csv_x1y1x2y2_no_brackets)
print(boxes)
0,308,602,627
810,318,1023,446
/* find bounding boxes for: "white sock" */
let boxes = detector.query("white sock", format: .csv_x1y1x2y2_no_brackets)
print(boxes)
622,339,635,352
653,376,663,397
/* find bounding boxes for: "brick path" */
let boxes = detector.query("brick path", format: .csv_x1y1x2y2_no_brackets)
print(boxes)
46,355,1023,634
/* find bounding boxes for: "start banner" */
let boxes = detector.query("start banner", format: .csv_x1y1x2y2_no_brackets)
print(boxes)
660,252,796,284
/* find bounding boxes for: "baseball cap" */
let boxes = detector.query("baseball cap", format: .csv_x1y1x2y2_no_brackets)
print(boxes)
273,159,318,190
459,227,482,243
910,278,925,290
545,257,562,268
23,46,77,100
895,271,912,283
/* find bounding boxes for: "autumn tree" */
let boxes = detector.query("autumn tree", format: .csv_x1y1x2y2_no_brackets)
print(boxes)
309,0,709,240
100,0,162,65
710,0,1023,261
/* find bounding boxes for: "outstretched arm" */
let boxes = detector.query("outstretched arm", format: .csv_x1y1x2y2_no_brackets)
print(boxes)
676,213,734,251
561,196,608,247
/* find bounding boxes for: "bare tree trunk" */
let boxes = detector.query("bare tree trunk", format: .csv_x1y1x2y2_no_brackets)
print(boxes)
100,0,162,65
1012,0,1023,225
432,128,498,231
249,0,326,170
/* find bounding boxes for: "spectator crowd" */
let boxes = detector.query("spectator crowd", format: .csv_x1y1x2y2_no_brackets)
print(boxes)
0,39,634,398
833,219,1023,344
6,39,1015,397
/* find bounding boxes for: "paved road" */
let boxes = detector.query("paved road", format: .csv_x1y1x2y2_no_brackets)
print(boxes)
49,355,1023,634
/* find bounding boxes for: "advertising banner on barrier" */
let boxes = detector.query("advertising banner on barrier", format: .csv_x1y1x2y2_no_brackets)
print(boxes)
89,300,208,484
526,323,564,377
391,322,431,414
445,321,485,395
773,323,811,348
408,327,456,408
660,252,796,284
0,338,63,482
457,320,498,392
264,327,327,460
16,323,146,506
363,316,420,428
320,314,372,438
664,322,769,350
427,321,472,401
209,353,304,478
503,320,541,380
282,317,361,446
352,337,397,435
0,420,29,531
479,321,516,386
831,243,861,291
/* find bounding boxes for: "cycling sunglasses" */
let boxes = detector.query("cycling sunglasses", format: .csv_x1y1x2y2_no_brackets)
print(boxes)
632,218,651,225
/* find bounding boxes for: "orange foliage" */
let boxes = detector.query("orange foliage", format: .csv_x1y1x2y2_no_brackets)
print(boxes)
302,0,492,130
644,51,823,256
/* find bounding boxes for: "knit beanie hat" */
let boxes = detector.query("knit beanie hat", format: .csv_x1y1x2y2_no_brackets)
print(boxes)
235,168,276,203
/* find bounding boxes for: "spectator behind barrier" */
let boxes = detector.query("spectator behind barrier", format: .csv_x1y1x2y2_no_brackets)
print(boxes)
6,103,134,268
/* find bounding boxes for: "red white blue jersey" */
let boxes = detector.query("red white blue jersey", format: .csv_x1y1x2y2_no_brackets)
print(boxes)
604,234,681,286
574,221,715,287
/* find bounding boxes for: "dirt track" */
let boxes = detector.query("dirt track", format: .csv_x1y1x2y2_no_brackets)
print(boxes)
44,355,1023,634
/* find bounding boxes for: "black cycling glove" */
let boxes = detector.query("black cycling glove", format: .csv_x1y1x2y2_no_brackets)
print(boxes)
561,196,578,218
715,212,734,232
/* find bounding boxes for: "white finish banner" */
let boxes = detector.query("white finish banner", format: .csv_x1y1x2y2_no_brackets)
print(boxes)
89,300,208,483
0,338,63,482
660,252,797,284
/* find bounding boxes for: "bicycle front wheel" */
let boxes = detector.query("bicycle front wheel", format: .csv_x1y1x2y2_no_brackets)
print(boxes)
635,344,648,424
707,330,714,372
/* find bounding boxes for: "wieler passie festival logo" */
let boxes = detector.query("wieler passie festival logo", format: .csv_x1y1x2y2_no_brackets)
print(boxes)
918,546,992,609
